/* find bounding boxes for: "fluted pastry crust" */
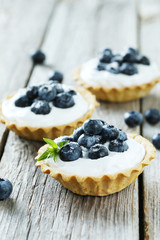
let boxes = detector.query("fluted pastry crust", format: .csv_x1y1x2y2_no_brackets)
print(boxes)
35,134,156,196
0,86,98,141
73,66,160,102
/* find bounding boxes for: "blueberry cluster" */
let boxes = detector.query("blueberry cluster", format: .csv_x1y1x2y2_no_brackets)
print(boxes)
15,82,77,115
97,47,150,76
59,119,129,161
124,109,160,150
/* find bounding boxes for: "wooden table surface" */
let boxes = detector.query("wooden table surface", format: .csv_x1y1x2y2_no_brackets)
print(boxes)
0,0,160,239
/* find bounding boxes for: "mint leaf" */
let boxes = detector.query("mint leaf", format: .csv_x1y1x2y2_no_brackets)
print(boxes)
58,140,69,148
43,138,58,148
37,149,51,161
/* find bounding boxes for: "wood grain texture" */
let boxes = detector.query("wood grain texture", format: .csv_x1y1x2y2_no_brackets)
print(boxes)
0,0,143,239
140,0,160,239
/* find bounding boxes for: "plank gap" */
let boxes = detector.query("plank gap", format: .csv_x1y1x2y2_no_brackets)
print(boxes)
138,174,144,240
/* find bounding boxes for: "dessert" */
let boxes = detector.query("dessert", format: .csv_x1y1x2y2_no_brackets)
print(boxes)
36,119,155,196
73,47,160,102
0,82,98,141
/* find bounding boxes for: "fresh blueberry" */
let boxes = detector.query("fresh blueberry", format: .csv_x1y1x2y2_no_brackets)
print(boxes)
51,83,64,94
0,178,13,201
83,119,103,135
78,134,101,149
67,89,77,96
109,140,128,152
136,55,150,65
88,144,108,159
120,63,138,75
123,51,137,63
60,142,82,161
15,95,32,107
97,63,106,71
53,92,75,108
152,133,160,150
73,126,84,141
145,109,160,125
99,48,113,63
117,130,128,141
124,110,143,128
106,62,120,74
111,54,123,64
101,125,119,143
26,86,38,100
31,100,51,115
31,50,46,64
128,47,139,56
49,71,63,83
38,84,57,101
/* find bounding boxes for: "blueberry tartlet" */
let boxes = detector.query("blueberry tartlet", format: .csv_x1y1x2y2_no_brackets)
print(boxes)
73,47,160,102
35,119,155,196
0,82,98,141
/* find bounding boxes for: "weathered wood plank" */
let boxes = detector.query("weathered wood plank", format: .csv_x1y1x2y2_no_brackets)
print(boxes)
0,0,57,143
140,0,160,239
0,0,140,239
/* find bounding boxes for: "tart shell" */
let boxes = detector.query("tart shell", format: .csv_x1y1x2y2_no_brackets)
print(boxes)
73,66,160,102
0,87,98,141
35,134,156,196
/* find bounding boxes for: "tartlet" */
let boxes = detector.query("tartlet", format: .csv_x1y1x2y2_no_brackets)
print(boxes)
73,47,160,102
0,82,98,141
35,119,155,196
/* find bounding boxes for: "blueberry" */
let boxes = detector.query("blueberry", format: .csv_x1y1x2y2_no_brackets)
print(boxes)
120,63,138,75
99,48,113,63
124,110,143,128
15,95,32,107
38,84,57,101
136,55,150,65
109,140,128,152
49,71,63,83
67,89,77,96
123,51,137,63
128,47,139,56
31,100,51,115
53,84,64,94
0,178,13,201
145,109,160,125
73,126,84,141
97,63,106,71
53,92,75,108
106,62,120,74
83,119,103,135
31,50,45,64
101,125,119,143
60,142,82,161
78,134,101,148
88,144,108,159
117,130,128,141
61,136,74,142
152,134,160,150
111,54,123,64
26,86,38,100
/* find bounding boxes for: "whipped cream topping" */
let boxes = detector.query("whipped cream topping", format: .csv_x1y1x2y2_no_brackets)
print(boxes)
80,58,160,88
45,137,145,177
2,85,91,127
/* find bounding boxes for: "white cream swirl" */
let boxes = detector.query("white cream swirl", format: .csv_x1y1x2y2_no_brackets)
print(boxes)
80,58,160,88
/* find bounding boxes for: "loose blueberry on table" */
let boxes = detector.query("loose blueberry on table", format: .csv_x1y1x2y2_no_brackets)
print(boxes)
14,82,77,114
145,108,160,125
152,133,160,150
0,178,13,201
97,47,150,76
124,110,143,128
31,50,46,64
37,119,129,162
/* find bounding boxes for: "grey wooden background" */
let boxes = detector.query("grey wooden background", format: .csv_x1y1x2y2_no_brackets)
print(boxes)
0,0,160,239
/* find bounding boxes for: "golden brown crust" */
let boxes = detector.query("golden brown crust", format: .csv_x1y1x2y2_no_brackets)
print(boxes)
0,86,98,141
35,134,156,196
73,66,160,102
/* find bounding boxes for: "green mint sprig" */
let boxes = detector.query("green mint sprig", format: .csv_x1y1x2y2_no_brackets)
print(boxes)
37,138,69,161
